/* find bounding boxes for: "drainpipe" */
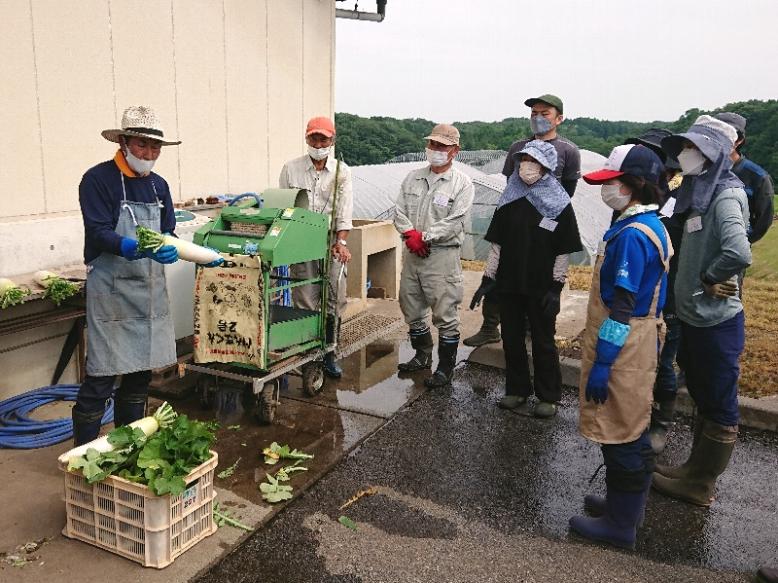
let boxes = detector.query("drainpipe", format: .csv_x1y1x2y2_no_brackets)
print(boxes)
336,0,387,22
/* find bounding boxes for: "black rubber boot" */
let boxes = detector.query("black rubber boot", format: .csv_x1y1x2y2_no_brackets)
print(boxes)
324,316,342,379
113,392,148,427
463,299,501,347
71,407,105,446
648,398,677,454
398,329,433,372
424,337,458,388
652,419,737,507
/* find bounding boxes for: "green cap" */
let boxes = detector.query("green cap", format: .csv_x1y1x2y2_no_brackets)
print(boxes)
524,94,564,114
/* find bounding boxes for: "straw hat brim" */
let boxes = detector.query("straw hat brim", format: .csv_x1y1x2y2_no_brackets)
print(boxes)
101,129,181,146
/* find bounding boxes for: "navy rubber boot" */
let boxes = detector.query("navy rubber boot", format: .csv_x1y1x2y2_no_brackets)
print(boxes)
323,316,343,379
583,494,645,527
323,352,343,379
570,488,646,549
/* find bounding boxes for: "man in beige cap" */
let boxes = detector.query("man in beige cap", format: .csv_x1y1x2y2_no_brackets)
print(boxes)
279,116,353,378
74,105,197,445
393,124,474,387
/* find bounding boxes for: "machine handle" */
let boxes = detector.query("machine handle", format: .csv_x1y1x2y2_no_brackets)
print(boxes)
229,193,262,207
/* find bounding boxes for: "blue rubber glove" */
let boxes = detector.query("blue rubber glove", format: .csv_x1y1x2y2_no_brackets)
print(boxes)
145,244,178,264
199,248,224,268
585,318,631,404
119,237,141,261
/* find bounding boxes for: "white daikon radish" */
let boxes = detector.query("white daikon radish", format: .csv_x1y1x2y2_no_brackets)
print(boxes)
136,226,221,264
59,401,177,465
35,270,79,306
0,278,30,309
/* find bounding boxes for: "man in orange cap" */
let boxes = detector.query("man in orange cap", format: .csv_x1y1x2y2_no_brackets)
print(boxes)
279,116,353,378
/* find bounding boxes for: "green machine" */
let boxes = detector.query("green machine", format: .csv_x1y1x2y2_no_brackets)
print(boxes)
189,188,333,421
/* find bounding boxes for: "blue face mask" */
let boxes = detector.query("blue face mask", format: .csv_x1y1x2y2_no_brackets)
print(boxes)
530,115,554,136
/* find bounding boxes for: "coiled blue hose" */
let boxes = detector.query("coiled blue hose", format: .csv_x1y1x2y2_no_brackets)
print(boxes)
0,384,113,449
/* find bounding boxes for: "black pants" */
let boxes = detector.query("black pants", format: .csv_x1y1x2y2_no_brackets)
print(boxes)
73,370,151,445
499,293,561,402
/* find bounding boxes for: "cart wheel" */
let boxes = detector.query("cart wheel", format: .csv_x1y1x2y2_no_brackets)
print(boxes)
255,379,280,425
198,376,216,409
301,361,325,397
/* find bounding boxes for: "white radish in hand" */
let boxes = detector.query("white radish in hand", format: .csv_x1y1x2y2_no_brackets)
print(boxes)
136,226,221,265
60,401,178,466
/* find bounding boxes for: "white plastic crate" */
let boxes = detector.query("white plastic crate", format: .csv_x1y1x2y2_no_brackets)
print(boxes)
62,451,218,568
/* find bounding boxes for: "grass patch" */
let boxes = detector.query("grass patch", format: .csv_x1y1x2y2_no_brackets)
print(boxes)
541,263,778,398
461,259,485,272
747,224,778,281
568,265,593,291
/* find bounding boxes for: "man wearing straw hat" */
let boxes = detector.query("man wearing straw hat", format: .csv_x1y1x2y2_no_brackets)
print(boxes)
72,105,185,445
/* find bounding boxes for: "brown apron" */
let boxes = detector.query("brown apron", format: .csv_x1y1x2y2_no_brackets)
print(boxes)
579,221,672,445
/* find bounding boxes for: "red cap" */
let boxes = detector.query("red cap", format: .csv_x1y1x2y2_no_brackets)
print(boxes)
305,116,336,138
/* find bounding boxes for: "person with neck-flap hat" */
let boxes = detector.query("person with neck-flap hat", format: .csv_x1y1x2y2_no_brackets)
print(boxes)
74,105,219,446
569,144,672,550
651,115,752,508
393,123,474,388
471,139,582,418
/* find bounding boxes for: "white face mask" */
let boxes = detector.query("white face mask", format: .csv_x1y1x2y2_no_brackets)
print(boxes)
600,183,631,211
308,145,331,161
425,148,450,167
677,148,707,176
124,149,155,176
519,160,543,185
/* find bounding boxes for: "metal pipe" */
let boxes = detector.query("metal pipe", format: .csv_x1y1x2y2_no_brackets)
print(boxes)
336,0,386,22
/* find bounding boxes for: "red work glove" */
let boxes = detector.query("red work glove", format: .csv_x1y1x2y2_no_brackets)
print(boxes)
403,230,430,258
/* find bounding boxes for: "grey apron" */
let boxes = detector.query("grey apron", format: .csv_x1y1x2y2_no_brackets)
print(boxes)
85,173,177,376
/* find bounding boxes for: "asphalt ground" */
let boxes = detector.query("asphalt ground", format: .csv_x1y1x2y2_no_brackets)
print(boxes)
195,362,778,583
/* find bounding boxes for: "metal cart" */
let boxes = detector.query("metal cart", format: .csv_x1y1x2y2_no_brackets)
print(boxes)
182,188,337,424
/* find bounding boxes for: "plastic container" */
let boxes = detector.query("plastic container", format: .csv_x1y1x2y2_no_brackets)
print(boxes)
62,451,218,568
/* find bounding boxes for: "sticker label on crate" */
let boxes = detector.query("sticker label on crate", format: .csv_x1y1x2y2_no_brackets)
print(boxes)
183,483,198,510
193,254,265,367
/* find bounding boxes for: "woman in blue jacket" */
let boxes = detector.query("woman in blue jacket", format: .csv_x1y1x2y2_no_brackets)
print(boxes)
569,144,672,549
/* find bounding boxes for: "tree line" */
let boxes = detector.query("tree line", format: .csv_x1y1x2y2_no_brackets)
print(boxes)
334,99,778,180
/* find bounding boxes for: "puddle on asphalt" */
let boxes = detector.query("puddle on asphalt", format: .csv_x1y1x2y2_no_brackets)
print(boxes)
169,338,429,506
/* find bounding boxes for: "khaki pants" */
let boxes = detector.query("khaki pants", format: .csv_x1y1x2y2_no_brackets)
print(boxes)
291,258,346,317
399,247,463,337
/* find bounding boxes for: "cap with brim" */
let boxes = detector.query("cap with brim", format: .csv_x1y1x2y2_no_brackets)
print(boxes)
424,123,460,146
101,105,180,146
624,128,673,163
524,94,563,114
306,116,336,138
713,112,746,136
583,144,663,185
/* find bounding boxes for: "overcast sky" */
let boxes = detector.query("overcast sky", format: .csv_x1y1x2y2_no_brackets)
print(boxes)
335,0,778,123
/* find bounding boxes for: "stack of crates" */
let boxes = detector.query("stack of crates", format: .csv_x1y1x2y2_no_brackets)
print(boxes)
62,452,218,568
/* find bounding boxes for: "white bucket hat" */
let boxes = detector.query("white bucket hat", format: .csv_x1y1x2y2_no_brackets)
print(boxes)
101,105,181,146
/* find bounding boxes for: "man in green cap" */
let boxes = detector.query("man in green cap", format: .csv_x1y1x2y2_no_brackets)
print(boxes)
464,94,581,348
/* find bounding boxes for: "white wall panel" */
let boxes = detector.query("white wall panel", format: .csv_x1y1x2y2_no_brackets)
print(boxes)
0,1,45,218
172,0,229,198
109,0,181,199
225,0,270,193
267,0,304,184
32,0,115,214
